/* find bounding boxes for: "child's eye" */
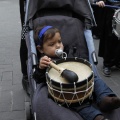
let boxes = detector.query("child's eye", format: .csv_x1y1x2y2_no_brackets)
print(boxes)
58,40,62,43
49,43,54,46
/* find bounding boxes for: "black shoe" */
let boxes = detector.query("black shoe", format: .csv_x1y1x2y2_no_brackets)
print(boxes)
116,63,120,70
99,96,120,112
22,75,30,96
93,35,99,40
103,66,111,77
94,115,109,120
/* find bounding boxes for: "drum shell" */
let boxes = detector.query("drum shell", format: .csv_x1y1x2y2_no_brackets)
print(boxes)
112,9,120,38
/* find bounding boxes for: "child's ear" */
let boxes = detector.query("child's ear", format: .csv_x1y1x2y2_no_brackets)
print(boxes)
36,45,43,53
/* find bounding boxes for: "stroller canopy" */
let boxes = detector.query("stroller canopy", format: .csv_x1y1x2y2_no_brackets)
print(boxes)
27,0,94,26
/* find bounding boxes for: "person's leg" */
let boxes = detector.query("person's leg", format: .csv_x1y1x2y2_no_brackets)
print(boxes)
111,35,120,70
93,77,120,112
98,7,114,77
103,47,112,77
19,0,29,95
19,0,27,76
19,0,25,26
102,23,114,76
20,39,28,76
78,105,107,120
103,33,116,68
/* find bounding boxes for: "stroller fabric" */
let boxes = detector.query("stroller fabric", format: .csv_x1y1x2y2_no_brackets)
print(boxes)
25,0,120,119
27,0,94,28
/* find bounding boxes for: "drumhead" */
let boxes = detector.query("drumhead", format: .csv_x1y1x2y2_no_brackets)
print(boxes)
48,61,91,83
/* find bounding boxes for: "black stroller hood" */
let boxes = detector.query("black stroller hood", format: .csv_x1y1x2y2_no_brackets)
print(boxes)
27,0,94,26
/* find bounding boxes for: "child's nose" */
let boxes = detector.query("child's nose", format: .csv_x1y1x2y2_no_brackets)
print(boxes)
56,43,60,48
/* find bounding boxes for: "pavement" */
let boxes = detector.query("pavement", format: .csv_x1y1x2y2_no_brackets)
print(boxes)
0,0,120,120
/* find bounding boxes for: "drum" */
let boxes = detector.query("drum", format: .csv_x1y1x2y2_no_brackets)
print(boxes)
112,9,120,38
46,58,94,106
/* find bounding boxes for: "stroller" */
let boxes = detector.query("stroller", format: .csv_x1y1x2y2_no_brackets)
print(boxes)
23,0,120,120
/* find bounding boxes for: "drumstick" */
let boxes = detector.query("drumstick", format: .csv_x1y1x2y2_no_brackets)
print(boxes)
49,62,78,83
92,3,120,9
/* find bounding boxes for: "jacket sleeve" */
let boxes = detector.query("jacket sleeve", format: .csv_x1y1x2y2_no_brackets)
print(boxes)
33,67,46,84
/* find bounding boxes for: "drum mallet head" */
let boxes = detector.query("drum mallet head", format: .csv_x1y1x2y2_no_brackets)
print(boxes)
50,61,78,83
61,69,78,83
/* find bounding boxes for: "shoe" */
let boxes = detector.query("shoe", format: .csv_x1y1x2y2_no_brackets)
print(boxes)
94,115,104,120
115,63,120,70
94,115,109,120
22,75,30,96
103,66,111,77
98,96,120,112
93,35,99,39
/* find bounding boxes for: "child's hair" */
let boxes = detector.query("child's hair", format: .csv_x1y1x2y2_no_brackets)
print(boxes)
34,25,60,47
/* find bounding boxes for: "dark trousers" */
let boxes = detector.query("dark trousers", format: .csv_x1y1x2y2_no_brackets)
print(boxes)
92,6,103,38
19,0,28,76
78,76,115,120
102,34,120,67
20,40,28,76
96,7,120,67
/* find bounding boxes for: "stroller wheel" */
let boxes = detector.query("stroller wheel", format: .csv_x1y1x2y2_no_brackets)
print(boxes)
25,102,32,120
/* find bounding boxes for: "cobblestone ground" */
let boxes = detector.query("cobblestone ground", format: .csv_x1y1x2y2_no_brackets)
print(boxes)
0,0,120,120
0,0,29,120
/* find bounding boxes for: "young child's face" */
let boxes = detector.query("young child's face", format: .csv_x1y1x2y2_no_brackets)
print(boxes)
40,32,64,57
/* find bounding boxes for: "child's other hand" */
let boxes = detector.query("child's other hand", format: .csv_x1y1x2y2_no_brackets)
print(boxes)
96,1,105,7
39,56,51,69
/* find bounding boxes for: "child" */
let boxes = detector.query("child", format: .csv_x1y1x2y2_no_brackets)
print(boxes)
34,25,120,120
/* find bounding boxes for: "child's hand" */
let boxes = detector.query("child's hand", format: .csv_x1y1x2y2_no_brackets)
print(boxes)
39,56,51,69
96,1,105,7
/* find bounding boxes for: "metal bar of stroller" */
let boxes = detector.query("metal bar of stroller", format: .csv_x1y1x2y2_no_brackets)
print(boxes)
84,30,100,78
24,0,30,26
87,0,97,26
29,31,37,67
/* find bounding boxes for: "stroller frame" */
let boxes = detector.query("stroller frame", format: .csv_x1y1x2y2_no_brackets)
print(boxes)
21,0,120,120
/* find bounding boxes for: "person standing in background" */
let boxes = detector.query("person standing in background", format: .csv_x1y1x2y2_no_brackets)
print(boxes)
93,0,120,77
19,0,29,95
